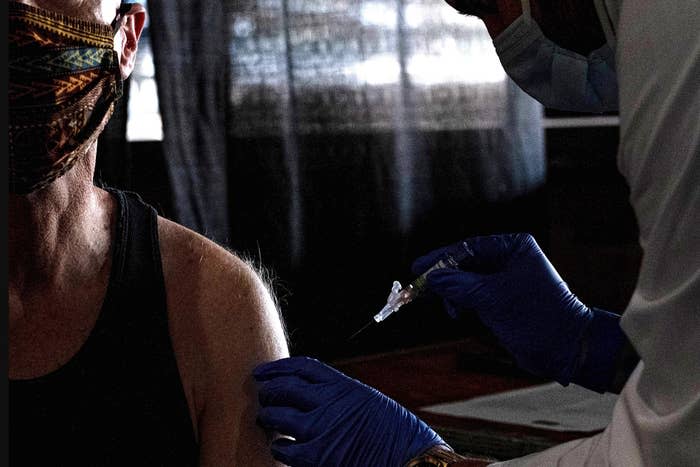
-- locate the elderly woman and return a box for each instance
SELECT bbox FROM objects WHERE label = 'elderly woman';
[9,2,288,465]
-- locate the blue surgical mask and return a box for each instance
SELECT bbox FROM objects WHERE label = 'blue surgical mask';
[493,0,619,113]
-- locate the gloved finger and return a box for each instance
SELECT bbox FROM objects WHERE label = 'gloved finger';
[270,438,316,467]
[439,234,528,273]
[426,268,487,307]
[258,376,318,412]
[257,406,313,441]
[411,244,458,275]
[462,233,537,272]
[254,356,333,383]
[412,236,505,275]
[414,233,535,276]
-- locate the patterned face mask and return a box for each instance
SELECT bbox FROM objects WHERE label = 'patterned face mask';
[8,2,133,194]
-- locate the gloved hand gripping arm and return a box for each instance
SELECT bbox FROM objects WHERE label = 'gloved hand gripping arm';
[413,233,637,393]
[254,356,464,467]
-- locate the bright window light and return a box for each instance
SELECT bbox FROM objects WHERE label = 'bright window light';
[126,0,163,142]
[344,54,401,85]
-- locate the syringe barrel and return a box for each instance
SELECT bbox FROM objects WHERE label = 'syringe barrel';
[409,256,459,296]
[372,249,466,325]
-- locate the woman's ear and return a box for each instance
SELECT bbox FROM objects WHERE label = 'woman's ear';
[116,3,147,79]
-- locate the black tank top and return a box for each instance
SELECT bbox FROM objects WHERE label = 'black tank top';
[9,190,199,466]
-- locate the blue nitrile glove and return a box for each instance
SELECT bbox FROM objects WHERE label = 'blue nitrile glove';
[253,356,444,467]
[412,233,626,392]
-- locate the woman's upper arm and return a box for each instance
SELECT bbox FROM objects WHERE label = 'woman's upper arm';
[196,252,289,466]
[158,218,289,465]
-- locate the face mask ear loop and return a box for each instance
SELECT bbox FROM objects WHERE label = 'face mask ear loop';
[521,0,532,25]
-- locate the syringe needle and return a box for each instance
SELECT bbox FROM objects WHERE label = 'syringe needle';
[348,320,374,341]
[349,253,467,342]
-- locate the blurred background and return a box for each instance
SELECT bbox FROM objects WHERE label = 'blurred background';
[96,0,641,362]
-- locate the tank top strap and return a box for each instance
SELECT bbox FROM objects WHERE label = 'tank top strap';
[104,188,164,303]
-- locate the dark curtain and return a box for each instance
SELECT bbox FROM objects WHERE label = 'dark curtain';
[147,0,230,244]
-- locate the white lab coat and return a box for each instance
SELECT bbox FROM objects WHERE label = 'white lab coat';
[493,1,700,465]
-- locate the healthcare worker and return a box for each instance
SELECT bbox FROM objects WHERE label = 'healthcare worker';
[254,0,700,465]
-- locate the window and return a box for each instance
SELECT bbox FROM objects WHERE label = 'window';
[126,0,163,142]
[229,0,510,136]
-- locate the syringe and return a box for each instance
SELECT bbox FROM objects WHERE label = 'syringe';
[372,256,459,323]
[349,243,472,340]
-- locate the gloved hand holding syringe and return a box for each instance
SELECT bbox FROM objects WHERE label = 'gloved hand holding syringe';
[349,241,474,340]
